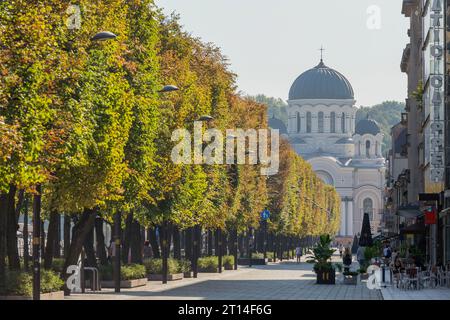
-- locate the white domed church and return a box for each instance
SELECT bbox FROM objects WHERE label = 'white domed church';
[281,58,386,240]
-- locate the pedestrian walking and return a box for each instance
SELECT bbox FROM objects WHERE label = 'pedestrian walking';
[295,246,303,263]
[342,247,352,272]
[383,244,392,265]
[143,240,153,260]
[356,246,365,268]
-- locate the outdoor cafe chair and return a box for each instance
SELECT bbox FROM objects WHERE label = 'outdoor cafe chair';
[403,268,420,290]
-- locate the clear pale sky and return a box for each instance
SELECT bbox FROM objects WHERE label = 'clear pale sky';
[155,0,409,107]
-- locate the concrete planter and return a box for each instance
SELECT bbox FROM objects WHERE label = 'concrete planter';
[101,278,147,288]
[237,258,267,266]
[198,268,219,273]
[183,271,193,278]
[224,265,234,270]
[148,273,183,281]
[0,291,64,300]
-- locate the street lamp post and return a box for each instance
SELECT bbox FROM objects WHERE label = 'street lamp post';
[158,85,179,285]
[113,211,121,293]
[234,228,238,270]
[32,185,42,301]
[191,115,214,278]
[248,227,253,268]
[161,221,168,284]
[217,228,223,273]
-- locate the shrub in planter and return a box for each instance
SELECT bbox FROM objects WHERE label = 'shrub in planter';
[178,259,191,274]
[4,270,63,297]
[143,258,179,275]
[198,256,219,272]
[222,255,234,270]
[251,252,264,259]
[99,264,146,281]
[4,271,32,297]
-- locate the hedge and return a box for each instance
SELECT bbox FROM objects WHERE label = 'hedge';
[4,270,64,296]
[99,264,146,281]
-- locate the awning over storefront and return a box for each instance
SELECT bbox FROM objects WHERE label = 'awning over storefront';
[396,205,423,219]
[400,223,425,235]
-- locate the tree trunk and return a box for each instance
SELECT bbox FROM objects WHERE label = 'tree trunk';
[173,226,181,260]
[238,234,244,258]
[23,197,29,271]
[147,227,160,258]
[185,228,192,260]
[166,223,173,258]
[207,230,213,256]
[94,216,108,265]
[54,213,61,258]
[62,208,97,293]
[6,185,20,270]
[122,213,133,264]
[83,225,97,268]
[63,214,71,258]
[44,210,59,269]
[129,219,142,264]
[0,193,8,293]
[14,189,24,223]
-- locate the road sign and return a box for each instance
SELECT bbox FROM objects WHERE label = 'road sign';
[261,209,270,220]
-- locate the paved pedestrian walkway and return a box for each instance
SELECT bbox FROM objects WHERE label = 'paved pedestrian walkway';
[380,286,450,300]
[67,256,381,300]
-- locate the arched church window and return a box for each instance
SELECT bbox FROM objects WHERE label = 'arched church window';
[341,112,346,133]
[366,140,371,158]
[306,112,312,133]
[318,112,324,133]
[297,112,301,133]
[330,112,336,133]
[363,198,374,220]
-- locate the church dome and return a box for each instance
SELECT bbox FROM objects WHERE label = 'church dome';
[355,118,381,135]
[289,60,354,100]
[268,116,287,134]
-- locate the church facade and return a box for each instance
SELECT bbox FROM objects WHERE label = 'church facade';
[271,59,386,239]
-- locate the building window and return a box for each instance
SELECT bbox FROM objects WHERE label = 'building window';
[341,112,346,133]
[306,112,312,133]
[366,140,371,158]
[330,112,336,133]
[363,198,374,220]
[318,112,324,133]
[297,112,301,133]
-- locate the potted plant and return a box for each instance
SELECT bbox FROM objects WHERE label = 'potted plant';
[307,234,336,285]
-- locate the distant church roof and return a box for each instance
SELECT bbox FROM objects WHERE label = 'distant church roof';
[335,137,354,144]
[268,116,287,134]
[289,60,354,100]
[289,136,307,144]
[355,118,381,135]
